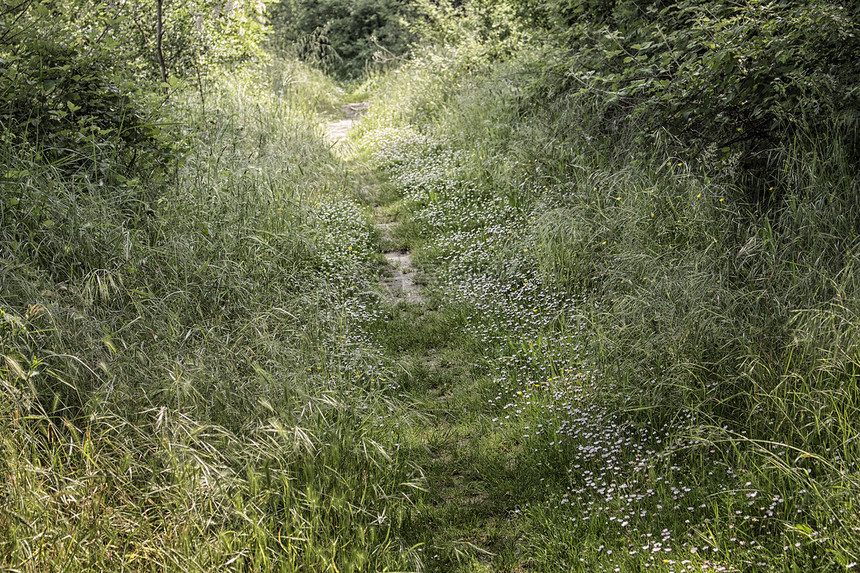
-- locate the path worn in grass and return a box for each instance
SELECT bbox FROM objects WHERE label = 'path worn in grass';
[324,104,424,305]
[322,105,533,571]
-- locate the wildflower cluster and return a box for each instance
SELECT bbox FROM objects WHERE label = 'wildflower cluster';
[366,114,848,569]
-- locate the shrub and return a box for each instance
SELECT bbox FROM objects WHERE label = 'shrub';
[529,0,860,198]
[267,0,417,79]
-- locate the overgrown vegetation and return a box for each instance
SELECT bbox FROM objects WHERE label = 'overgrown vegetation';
[353,1,860,569]
[1,2,419,569]
[267,0,417,79]
[524,0,860,198]
[2,0,858,571]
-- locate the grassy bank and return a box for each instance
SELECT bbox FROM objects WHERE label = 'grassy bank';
[355,31,859,571]
[0,58,424,571]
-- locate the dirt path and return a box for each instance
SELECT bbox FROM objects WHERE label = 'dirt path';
[323,103,424,304]
[322,102,370,149]
[382,250,422,303]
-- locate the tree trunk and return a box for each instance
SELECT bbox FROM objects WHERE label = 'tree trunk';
[156,0,167,89]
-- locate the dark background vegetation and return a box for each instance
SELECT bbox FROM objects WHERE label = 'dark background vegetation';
[525,0,860,199]
[267,0,418,79]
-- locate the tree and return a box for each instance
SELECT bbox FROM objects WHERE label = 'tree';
[268,0,417,79]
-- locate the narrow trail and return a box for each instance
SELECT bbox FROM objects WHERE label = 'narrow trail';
[322,101,370,148]
[323,104,526,571]
[321,103,511,570]
[323,103,424,305]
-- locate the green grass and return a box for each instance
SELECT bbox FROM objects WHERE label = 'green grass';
[0,57,421,572]
[2,26,858,573]
[354,36,860,572]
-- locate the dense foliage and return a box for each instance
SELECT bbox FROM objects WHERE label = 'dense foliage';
[1,0,271,217]
[2,0,859,570]
[522,0,860,196]
[267,0,417,79]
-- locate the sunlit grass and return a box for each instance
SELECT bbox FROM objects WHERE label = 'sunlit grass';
[360,38,860,571]
[0,57,421,572]
[3,26,858,573]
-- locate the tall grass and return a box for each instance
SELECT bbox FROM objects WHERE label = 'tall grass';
[0,57,422,571]
[3,19,857,572]
[359,35,860,570]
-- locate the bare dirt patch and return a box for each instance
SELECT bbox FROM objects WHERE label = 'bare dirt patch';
[324,118,355,144]
[322,102,371,147]
[382,250,423,303]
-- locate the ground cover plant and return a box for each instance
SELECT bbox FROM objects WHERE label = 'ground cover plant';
[2,0,858,571]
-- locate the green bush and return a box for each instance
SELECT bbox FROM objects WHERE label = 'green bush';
[1,42,176,181]
[529,0,860,197]
[268,0,417,79]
